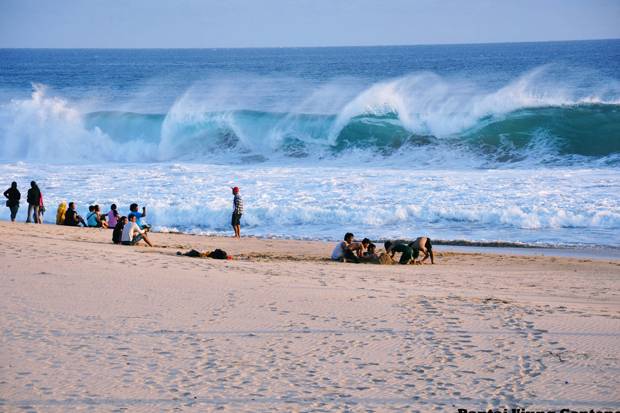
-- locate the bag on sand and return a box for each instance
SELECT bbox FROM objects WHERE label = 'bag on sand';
[181,249,204,257]
[208,249,228,260]
[177,249,229,259]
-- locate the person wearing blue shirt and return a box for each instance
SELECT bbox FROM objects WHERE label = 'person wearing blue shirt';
[128,203,151,230]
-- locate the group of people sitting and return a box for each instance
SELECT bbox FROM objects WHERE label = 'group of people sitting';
[331,232,434,265]
[56,201,153,247]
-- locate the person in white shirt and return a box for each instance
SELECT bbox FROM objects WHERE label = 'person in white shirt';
[121,214,153,247]
[330,232,361,263]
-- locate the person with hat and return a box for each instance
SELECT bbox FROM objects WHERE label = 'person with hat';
[231,186,243,238]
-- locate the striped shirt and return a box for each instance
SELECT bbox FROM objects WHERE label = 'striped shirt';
[233,194,243,214]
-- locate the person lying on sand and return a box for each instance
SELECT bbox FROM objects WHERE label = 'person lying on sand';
[331,232,361,263]
[408,236,434,264]
[384,240,415,265]
[121,214,153,246]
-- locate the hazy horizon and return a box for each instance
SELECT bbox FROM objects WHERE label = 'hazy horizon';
[1,0,619,48]
[1,38,619,50]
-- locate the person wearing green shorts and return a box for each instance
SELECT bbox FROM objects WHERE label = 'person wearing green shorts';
[384,241,414,265]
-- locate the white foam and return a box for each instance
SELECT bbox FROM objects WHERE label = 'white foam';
[0,84,158,163]
[1,162,618,247]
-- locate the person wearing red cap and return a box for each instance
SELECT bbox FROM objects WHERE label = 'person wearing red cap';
[231,186,243,238]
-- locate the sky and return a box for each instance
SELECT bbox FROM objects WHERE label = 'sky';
[0,0,619,48]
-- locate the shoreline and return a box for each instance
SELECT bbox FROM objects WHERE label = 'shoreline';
[4,219,619,261]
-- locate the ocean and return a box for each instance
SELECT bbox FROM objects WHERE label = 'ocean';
[0,41,619,248]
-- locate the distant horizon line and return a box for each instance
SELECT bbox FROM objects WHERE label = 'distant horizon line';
[1,37,618,50]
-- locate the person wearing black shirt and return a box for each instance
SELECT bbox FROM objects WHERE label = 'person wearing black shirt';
[3,181,20,221]
[64,202,87,227]
[26,181,41,224]
[384,240,415,265]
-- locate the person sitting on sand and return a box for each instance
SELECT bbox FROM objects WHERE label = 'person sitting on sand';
[107,204,119,229]
[360,242,380,263]
[331,232,361,263]
[408,236,434,264]
[63,202,87,227]
[384,240,415,265]
[87,205,108,228]
[96,205,108,228]
[128,203,150,230]
[362,242,379,259]
[112,216,127,244]
[3,181,20,222]
[349,237,370,256]
[121,214,153,246]
[56,201,67,225]
[86,205,95,225]
[86,205,102,227]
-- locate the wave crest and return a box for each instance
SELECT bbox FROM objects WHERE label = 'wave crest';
[1,67,619,166]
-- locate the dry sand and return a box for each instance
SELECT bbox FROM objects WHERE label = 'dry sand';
[0,221,619,412]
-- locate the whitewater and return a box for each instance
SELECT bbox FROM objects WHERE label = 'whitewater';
[0,42,619,248]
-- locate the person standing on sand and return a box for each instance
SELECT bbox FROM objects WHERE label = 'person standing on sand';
[3,182,21,222]
[26,181,41,224]
[37,192,45,223]
[231,186,243,238]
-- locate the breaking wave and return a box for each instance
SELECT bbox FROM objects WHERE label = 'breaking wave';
[1,67,619,167]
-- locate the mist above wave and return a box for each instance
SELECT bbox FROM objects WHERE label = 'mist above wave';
[0,66,619,167]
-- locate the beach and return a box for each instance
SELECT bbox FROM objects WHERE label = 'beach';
[1,221,618,412]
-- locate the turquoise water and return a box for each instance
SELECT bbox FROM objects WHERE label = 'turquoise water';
[0,41,618,247]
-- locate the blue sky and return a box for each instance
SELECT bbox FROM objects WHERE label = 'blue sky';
[1,0,619,48]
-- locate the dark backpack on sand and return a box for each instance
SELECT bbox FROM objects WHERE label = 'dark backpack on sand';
[208,249,228,260]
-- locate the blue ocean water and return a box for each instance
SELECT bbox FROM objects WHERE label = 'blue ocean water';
[0,41,619,247]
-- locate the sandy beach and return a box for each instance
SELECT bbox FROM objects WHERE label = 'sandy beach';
[0,221,619,412]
